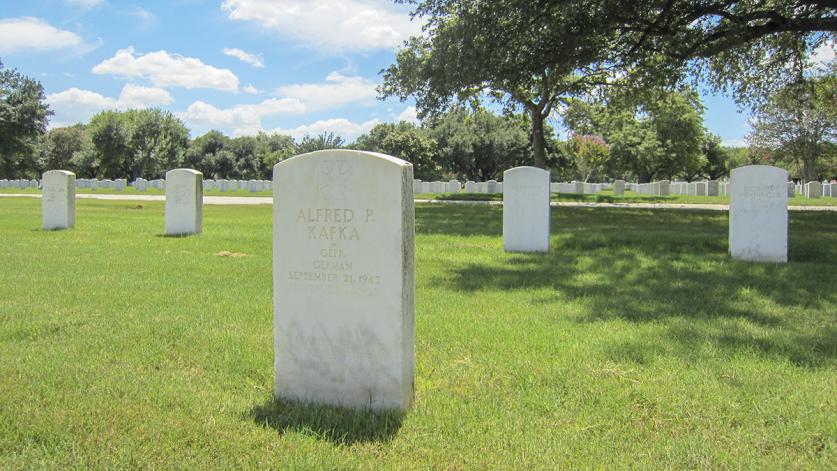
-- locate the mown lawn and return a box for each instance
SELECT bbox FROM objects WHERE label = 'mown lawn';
[0,197,835,468]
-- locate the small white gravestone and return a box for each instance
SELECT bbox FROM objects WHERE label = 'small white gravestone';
[464,181,476,192]
[707,180,719,196]
[273,149,415,411]
[420,181,431,193]
[42,170,75,230]
[729,165,788,263]
[614,180,625,195]
[165,169,203,236]
[804,181,822,199]
[503,166,550,253]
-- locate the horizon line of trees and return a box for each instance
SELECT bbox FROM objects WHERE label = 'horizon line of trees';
[3,54,834,184]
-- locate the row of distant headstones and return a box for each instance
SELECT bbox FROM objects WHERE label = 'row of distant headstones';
[8,176,835,198]
[412,179,836,198]
[37,159,797,412]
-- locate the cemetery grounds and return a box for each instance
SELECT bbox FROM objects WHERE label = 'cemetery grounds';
[0,196,835,468]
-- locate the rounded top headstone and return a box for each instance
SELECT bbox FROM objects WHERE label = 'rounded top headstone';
[166,168,203,178]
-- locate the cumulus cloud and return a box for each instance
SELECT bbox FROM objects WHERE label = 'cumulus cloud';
[395,106,419,123]
[47,84,174,127]
[222,47,264,68]
[92,47,240,92]
[179,98,306,136]
[268,118,380,140]
[0,17,87,54]
[221,0,421,52]
[243,84,259,94]
[275,72,378,111]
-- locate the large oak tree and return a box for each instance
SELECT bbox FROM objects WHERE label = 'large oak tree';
[380,0,620,169]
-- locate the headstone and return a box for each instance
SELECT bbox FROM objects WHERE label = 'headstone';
[659,180,671,196]
[503,166,550,253]
[614,180,625,195]
[476,182,487,193]
[707,180,719,196]
[165,169,203,236]
[412,179,421,194]
[486,180,499,193]
[273,149,415,411]
[447,180,460,193]
[729,165,788,263]
[696,182,707,196]
[42,170,75,230]
[420,181,431,193]
[804,181,822,199]
[787,182,796,198]
[464,181,476,192]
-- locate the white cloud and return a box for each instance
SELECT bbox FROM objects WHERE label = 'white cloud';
[396,105,419,123]
[276,72,378,111]
[65,0,104,9]
[47,84,174,127]
[179,98,306,136]
[117,83,174,108]
[0,17,84,54]
[269,118,380,140]
[129,6,156,29]
[92,47,240,92]
[222,47,264,68]
[810,40,835,68]
[243,84,259,94]
[221,0,421,52]
[721,138,748,148]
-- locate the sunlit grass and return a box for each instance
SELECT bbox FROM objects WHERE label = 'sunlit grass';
[0,197,835,468]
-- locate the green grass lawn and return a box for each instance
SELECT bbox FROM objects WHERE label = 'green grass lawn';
[0,197,835,468]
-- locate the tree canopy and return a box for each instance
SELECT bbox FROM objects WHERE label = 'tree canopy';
[0,61,53,178]
[748,72,836,181]
[381,0,620,168]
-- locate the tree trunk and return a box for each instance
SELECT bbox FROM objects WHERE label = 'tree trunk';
[531,108,546,169]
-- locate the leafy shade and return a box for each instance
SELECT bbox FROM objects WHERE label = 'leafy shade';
[611,1,837,106]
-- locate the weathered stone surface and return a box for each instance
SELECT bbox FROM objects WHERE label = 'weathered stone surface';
[42,170,75,230]
[165,169,203,236]
[273,150,415,411]
[503,166,550,253]
[729,165,788,263]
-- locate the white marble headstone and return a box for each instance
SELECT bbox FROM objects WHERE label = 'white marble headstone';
[273,149,415,411]
[503,166,550,253]
[42,170,75,230]
[729,165,788,263]
[165,169,203,236]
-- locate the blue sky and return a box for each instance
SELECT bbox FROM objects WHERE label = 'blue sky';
[0,0,831,145]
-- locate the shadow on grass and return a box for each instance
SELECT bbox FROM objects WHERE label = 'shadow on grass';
[420,205,837,367]
[248,396,404,445]
[155,233,199,238]
[553,192,679,204]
